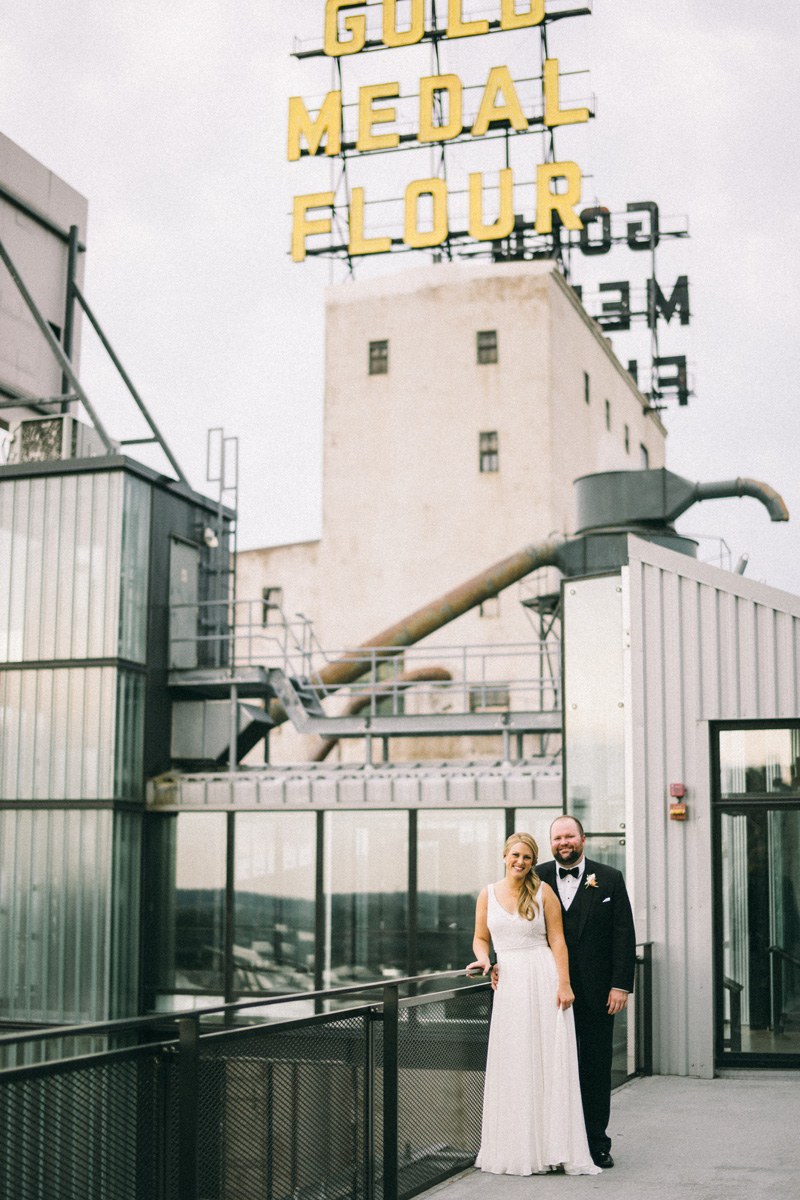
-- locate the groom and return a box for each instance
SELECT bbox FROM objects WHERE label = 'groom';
[537,815,636,1168]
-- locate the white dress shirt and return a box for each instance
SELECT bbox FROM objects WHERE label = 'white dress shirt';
[555,857,585,910]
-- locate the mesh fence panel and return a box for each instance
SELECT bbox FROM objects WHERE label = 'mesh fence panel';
[190,1013,371,1200]
[0,1050,164,1200]
[396,989,490,1200]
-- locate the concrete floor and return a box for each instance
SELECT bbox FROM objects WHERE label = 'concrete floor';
[426,1073,800,1200]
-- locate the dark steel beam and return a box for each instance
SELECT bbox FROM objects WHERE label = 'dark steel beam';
[72,281,189,485]
[0,181,86,249]
[61,224,79,407]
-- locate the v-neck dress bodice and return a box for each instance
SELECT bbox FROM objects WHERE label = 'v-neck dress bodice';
[485,883,550,951]
[475,882,601,1177]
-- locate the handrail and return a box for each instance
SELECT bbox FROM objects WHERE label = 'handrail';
[0,968,480,1049]
[635,943,653,1075]
[722,974,744,1052]
[768,945,800,971]
[768,945,800,1037]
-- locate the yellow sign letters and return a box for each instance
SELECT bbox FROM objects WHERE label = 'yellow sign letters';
[291,6,590,261]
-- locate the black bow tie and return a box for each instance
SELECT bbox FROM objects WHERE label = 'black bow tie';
[559,866,580,880]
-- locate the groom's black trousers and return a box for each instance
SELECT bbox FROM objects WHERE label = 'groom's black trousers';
[572,995,615,1153]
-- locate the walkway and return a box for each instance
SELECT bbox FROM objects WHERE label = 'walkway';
[426,1073,800,1200]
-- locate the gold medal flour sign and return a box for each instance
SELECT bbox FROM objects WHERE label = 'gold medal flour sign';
[289,1,589,261]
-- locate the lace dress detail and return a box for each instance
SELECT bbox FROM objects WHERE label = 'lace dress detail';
[474,883,601,1176]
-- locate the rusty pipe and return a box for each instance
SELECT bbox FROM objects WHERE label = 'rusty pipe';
[313,535,565,691]
[310,667,453,762]
[267,534,563,731]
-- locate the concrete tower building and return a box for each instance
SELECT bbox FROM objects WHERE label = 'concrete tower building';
[238,258,667,761]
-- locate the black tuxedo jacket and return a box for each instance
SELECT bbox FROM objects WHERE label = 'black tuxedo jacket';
[538,857,636,1012]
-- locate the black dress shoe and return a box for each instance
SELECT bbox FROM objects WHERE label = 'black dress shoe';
[591,1150,614,1168]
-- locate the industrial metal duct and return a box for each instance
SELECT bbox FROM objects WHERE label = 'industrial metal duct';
[269,468,789,722]
[574,468,789,533]
[556,468,789,578]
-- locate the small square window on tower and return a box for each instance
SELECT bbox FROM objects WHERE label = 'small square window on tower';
[477,330,498,364]
[261,587,283,625]
[479,431,499,473]
[369,339,389,375]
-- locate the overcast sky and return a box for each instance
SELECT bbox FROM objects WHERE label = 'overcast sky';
[2,2,799,592]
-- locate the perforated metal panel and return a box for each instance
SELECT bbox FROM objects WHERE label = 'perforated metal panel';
[196,1013,371,1200]
[0,1048,164,1200]
[396,989,490,1199]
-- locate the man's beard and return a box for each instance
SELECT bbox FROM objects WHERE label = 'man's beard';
[553,846,583,866]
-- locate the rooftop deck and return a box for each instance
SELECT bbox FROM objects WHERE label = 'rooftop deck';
[427,1071,800,1199]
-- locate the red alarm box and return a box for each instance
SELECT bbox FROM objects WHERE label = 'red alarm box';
[669,783,687,820]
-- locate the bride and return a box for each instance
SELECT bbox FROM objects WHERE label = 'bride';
[467,832,601,1176]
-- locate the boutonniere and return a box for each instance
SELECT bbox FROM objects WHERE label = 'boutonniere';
[584,874,598,889]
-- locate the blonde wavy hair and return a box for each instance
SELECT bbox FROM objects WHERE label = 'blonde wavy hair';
[504,832,541,920]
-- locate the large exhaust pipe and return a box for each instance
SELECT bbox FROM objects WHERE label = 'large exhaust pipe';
[268,469,788,727]
[315,534,564,690]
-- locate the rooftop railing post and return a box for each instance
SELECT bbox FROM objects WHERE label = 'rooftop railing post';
[178,1015,200,1200]
[771,949,782,1035]
[382,983,399,1200]
[366,1012,377,1200]
[641,943,653,1076]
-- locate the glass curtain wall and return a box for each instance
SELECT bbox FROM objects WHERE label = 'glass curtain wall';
[234,812,316,994]
[146,807,578,1010]
[149,812,227,1004]
[716,726,800,1062]
[417,810,506,973]
[323,810,408,987]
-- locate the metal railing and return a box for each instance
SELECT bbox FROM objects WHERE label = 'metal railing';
[169,598,562,715]
[723,975,744,1052]
[0,954,653,1200]
[769,945,800,1037]
[635,944,654,1076]
[0,972,490,1200]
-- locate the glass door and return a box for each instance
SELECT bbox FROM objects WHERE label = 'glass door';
[715,726,800,1064]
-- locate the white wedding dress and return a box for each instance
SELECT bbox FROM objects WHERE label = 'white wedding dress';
[475,883,601,1176]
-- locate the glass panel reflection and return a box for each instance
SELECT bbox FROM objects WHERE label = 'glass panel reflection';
[719,728,800,798]
[563,576,625,832]
[234,812,316,994]
[583,834,627,877]
[719,807,800,1055]
[323,811,407,987]
[154,813,226,994]
[417,810,506,973]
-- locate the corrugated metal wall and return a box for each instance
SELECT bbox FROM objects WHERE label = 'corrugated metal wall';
[0,469,150,1020]
[0,473,123,662]
[0,808,113,1022]
[0,666,118,800]
[624,536,800,1077]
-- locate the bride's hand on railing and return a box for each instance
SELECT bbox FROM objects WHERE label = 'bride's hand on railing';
[466,956,491,977]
